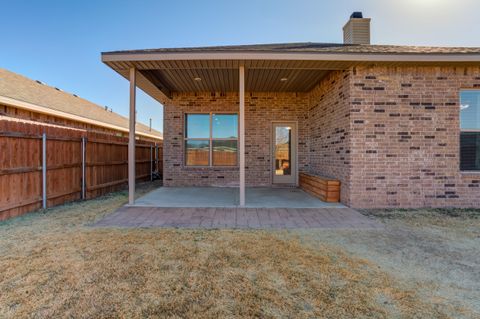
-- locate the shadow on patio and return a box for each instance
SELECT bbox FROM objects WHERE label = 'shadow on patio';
[130,187,345,208]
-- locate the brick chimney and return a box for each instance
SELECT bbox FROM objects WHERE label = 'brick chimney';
[343,12,371,45]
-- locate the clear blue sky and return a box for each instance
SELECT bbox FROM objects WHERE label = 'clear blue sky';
[1,0,479,132]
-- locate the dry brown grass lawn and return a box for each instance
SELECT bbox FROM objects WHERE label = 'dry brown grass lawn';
[0,182,477,318]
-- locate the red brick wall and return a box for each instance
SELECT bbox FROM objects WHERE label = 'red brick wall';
[163,92,309,187]
[163,93,239,186]
[245,93,309,186]
[162,66,480,209]
[307,71,352,204]
[348,66,480,208]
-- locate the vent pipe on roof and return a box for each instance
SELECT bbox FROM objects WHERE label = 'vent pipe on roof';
[343,12,371,45]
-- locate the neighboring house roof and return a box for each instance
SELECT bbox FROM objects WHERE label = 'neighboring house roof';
[104,42,480,55]
[0,68,162,140]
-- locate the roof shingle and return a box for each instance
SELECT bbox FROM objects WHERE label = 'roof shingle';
[104,42,480,55]
[0,68,162,139]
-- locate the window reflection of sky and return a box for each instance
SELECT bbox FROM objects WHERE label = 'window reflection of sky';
[186,114,238,138]
[276,127,290,145]
[186,114,209,138]
[460,91,480,130]
[213,114,238,138]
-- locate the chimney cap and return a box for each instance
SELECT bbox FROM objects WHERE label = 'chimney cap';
[350,12,363,19]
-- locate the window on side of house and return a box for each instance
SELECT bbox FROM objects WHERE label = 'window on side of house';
[460,90,480,171]
[184,113,238,167]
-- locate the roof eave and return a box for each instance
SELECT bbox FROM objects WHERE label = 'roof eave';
[102,51,480,63]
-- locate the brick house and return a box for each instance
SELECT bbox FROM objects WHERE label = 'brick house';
[102,12,480,208]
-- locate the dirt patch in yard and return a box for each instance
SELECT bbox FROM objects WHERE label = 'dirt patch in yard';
[293,209,480,319]
[0,184,477,318]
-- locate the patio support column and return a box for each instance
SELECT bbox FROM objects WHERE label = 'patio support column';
[239,65,245,206]
[128,67,136,205]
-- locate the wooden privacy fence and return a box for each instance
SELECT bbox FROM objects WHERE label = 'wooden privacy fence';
[186,149,237,166]
[0,120,162,221]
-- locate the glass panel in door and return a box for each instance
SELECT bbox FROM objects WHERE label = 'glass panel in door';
[272,123,296,184]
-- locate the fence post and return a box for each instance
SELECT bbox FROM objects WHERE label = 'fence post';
[150,144,153,181]
[157,144,160,176]
[81,137,86,199]
[42,133,47,209]
[155,142,158,173]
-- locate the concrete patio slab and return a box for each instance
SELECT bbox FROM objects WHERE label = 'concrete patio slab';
[92,207,382,230]
[131,187,345,208]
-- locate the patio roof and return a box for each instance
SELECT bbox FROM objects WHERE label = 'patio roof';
[102,42,480,102]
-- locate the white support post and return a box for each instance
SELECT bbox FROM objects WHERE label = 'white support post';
[81,137,86,199]
[239,65,245,207]
[42,132,47,209]
[128,68,136,205]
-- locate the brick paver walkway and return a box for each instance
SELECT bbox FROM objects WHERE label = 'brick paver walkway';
[93,206,382,229]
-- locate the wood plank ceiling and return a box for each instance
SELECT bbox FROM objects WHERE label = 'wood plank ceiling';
[141,68,330,93]
[105,59,354,98]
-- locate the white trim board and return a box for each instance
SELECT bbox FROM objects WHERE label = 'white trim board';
[102,51,480,63]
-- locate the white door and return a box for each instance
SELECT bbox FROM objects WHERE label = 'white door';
[272,122,297,184]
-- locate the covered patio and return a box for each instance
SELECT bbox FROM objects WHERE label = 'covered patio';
[132,187,345,208]
[101,44,360,207]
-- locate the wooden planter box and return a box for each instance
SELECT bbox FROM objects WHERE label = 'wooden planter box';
[299,172,341,203]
